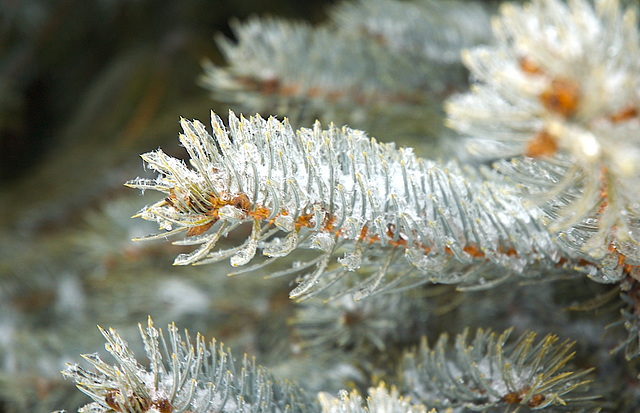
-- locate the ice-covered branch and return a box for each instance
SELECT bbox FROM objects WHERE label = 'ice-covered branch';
[401,328,599,412]
[126,111,581,300]
[203,0,490,102]
[58,318,317,413]
[200,0,490,135]
[445,0,640,281]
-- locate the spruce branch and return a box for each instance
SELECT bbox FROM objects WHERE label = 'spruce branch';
[401,328,599,412]
[200,0,490,137]
[445,0,640,279]
[200,15,418,123]
[58,317,317,413]
[126,111,573,300]
[203,0,490,103]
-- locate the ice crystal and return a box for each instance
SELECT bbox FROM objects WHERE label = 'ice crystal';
[127,111,567,299]
[446,0,640,275]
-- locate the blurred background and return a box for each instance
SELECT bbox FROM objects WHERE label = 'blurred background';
[0,1,335,411]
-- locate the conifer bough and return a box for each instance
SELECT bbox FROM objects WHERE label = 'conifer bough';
[126,111,575,300]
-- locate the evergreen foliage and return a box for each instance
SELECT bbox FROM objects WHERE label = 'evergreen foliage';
[2,0,639,412]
